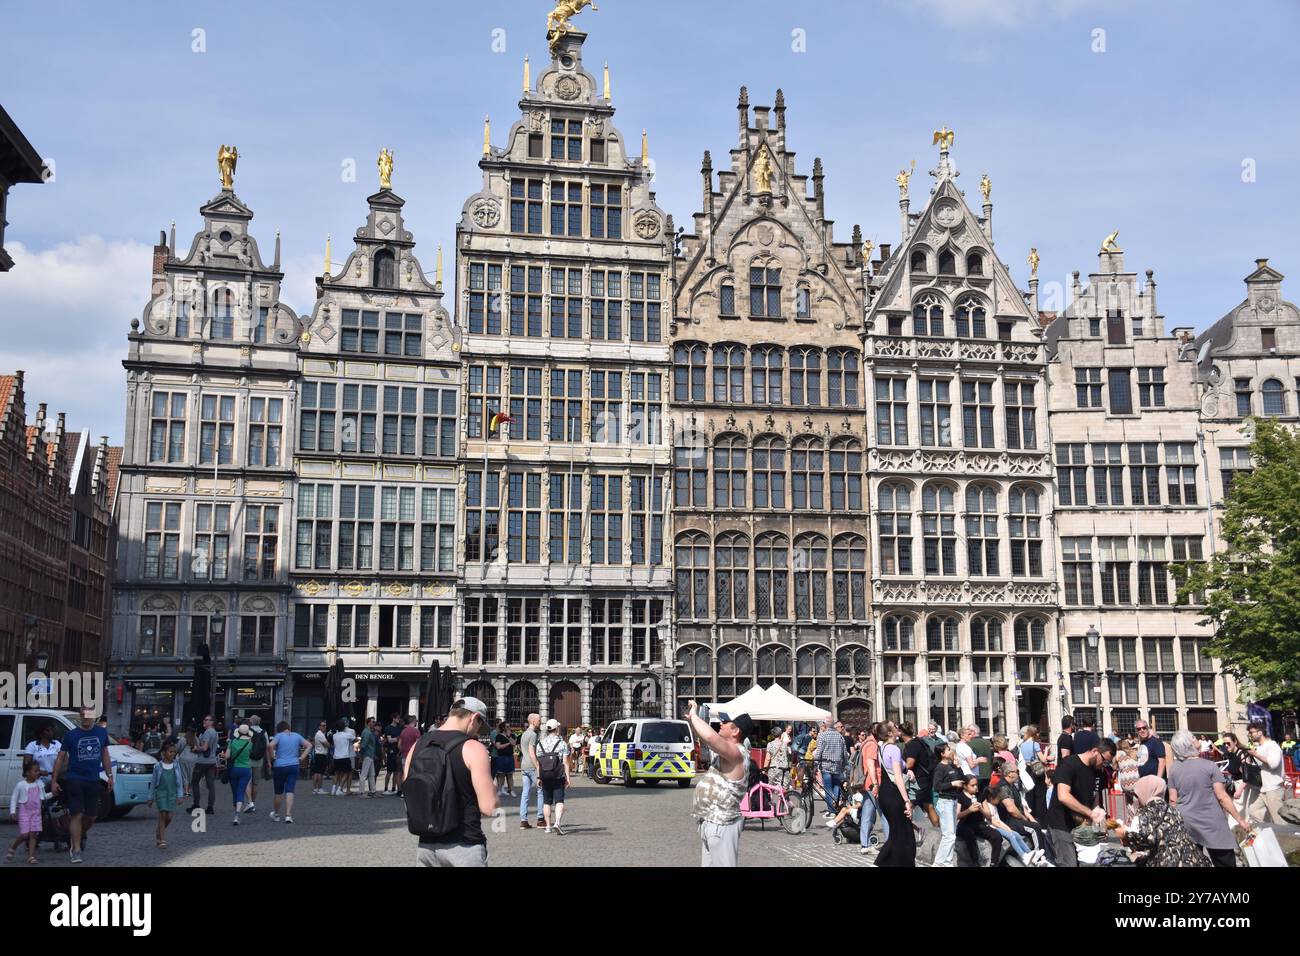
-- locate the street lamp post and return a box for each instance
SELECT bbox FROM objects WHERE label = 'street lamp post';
[1083,625,1114,729]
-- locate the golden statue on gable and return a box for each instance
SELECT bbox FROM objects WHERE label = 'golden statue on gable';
[752,144,774,193]
[980,172,991,203]
[547,0,597,57]
[1101,230,1121,253]
[895,159,915,197]
[932,126,955,150]
[217,144,239,190]
[1028,247,1040,276]
[377,148,394,190]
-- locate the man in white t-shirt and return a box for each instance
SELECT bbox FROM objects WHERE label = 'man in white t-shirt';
[1242,721,1285,825]
[954,726,980,778]
[311,722,330,794]
[567,728,584,775]
[331,719,358,796]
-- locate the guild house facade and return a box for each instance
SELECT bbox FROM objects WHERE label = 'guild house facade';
[107,9,1288,735]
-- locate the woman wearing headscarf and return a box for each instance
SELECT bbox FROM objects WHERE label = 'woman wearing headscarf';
[1112,776,1210,867]
[1166,729,1251,866]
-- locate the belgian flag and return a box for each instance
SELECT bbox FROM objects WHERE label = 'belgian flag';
[489,411,513,434]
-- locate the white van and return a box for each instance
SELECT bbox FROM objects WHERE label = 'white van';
[589,718,696,787]
[0,709,156,819]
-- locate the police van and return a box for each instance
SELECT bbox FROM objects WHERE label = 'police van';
[590,718,695,787]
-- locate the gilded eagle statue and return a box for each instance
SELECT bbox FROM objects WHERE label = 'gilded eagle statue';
[547,0,597,57]
[932,126,955,150]
[217,144,239,190]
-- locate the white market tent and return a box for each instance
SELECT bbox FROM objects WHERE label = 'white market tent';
[712,684,831,723]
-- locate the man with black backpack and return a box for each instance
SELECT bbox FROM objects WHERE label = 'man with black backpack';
[404,697,498,867]
[536,719,571,834]
[245,715,269,813]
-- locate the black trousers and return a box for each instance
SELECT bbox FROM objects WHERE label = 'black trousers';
[1204,846,1236,867]
[876,783,915,867]
[190,763,216,810]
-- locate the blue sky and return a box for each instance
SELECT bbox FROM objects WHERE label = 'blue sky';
[1,0,1297,441]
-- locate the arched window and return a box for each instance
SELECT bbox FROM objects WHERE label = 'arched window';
[966,252,984,276]
[938,249,956,275]
[720,281,737,316]
[674,645,713,718]
[758,644,793,692]
[793,533,828,619]
[592,680,623,730]
[836,643,871,682]
[673,343,706,402]
[505,680,540,727]
[463,680,498,722]
[910,250,928,273]
[754,532,789,619]
[373,248,397,289]
[922,484,957,575]
[796,285,811,318]
[790,348,822,405]
[829,438,863,510]
[926,615,959,651]
[752,436,787,508]
[796,645,832,713]
[674,531,710,619]
[1009,485,1043,576]
[912,293,944,337]
[955,296,987,338]
[211,288,234,340]
[791,437,825,508]
[965,484,1000,576]
[717,644,754,699]
[750,257,781,316]
[1014,617,1050,683]
[971,615,1003,651]
[1262,378,1285,416]
[751,346,783,405]
[712,344,745,402]
[883,615,915,651]
[828,349,860,407]
[713,434,747,508]
[832,534,868,620]
[878,483,913,575]
[714,532,750,619]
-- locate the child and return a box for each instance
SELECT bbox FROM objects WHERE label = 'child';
[149,740,187,849]
[7,758,49,864]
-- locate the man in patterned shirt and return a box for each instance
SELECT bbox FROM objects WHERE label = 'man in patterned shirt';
[815,719,848,817]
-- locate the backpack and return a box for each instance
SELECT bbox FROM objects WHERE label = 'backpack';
[404,731,470,839]
[537,737,566,784]
[249,729,267,761]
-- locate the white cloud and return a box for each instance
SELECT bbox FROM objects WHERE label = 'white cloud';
[0,236,151,442]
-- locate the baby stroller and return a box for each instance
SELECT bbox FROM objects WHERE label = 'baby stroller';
[38,790,72,852]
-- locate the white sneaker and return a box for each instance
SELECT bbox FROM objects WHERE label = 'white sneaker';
[284,816,294,824]
[543,826,552,833]
[270,812,280,822]
[825,818,837,828]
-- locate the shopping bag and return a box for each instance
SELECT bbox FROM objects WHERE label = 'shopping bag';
[1240,827,1287,867]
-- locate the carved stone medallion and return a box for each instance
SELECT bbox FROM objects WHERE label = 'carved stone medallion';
[472,200,501,228]
[634,212,661,239]
[555,75,580,101]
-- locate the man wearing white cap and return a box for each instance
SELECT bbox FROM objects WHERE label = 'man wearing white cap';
[537,718,572,834]
[405,696,498,867]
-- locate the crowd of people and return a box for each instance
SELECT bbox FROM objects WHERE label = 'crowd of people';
[746,713,1296,868]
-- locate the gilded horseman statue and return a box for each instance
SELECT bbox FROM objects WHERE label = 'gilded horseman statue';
[547,0,597,56]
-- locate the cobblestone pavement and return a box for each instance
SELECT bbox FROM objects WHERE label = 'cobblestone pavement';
[6,775,878,868]
[17,776,1292,868]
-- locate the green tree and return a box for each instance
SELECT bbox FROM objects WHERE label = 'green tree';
[1179,418,1300,708]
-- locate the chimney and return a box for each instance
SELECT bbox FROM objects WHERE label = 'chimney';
[152,232,169,280]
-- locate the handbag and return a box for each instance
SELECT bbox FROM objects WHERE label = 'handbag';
[1241,758,1262,789]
